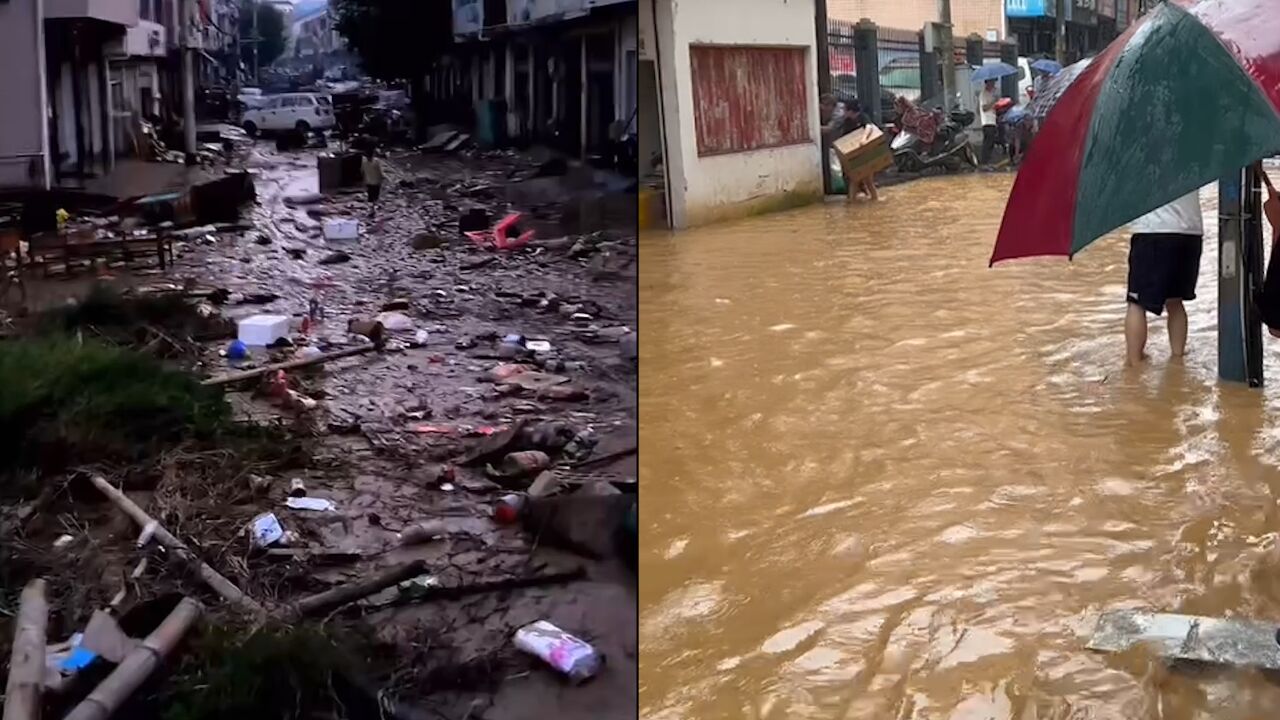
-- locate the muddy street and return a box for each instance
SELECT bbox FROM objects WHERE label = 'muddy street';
[640,173,1280,719]
[93,142,635,718]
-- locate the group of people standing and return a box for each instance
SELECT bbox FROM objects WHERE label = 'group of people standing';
[978,78,1034,168]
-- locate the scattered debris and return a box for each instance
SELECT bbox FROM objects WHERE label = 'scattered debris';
[375,310,415,331]
[203,343,379,387]
[90,475,265,616]
[513,620,602,684]
[323,218,360,242]
[464,212,535,251]
[291,560,428,618]
[410,231,447,250]
[319,250,352,265]
[487,451,551,482]
[237,314,291,347]
[63,597,203,720]
[5,579,48,720]
[285,497,337,512]
[250,512,286,547]
[522,493,635,560]
[528,471,565,498]
[1089,610,1280,668]
[493,494,526,525]
[398,520,448,546]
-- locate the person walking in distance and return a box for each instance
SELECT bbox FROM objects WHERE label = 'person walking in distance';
[979,79,1000,166]
[361,147,384,218]
[1124,189,1205,366]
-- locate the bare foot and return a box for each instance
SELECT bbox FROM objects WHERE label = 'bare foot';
[1124,353,1149,368]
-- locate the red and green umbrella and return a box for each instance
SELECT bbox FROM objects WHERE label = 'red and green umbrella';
[990,0,1280,265]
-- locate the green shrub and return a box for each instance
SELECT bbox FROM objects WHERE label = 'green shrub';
[0,338,229,484]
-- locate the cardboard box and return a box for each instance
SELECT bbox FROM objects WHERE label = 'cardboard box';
[833,125,893,191]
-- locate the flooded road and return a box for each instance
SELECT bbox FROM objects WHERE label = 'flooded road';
[639,173,1280,719]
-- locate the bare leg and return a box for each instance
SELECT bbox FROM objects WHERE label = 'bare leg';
[1166,299,1188,358]
[1125,302,1148,367]
[864,179,879,201]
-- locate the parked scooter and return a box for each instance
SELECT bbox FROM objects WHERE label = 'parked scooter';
[890,100,978,173]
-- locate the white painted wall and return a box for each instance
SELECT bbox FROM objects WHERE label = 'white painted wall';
[654,0,823,228]
[0,0,51,189]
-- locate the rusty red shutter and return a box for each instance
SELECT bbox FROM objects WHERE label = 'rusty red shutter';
[689,46,811,157]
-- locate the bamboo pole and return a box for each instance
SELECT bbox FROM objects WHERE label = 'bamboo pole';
[3,579,48,720]
[89,476,265,617]
[291,560,428,618]
[202,343,378,387]
[63,598,203,720]
[389,568,586,607]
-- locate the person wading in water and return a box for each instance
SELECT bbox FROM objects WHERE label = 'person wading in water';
[1124,190,1205,366]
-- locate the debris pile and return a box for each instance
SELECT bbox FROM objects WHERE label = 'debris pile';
[0,135,637,718]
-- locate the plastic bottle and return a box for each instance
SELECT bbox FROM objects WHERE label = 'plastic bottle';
[493,494,526,524]
[513,621,603,683]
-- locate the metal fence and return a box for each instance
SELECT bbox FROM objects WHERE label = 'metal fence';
[826,19,925,114]
[876,26,922,103]
[827,19,858,101]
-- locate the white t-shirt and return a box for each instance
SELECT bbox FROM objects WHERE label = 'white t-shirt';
[1130,190,1204,235]
[979,87,997,126]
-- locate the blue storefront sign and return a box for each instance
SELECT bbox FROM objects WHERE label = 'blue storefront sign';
[1006,0,1049,18]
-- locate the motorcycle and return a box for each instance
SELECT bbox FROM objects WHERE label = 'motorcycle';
[890,103,978,173]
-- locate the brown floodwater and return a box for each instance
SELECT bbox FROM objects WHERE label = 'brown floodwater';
[639,173,1280,719]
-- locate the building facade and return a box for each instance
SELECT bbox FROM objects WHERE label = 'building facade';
[1006,0,1131,59]
[439,0,637,158]
[106,5,169,156]
[830,0,1006,39]
[640,0,823,229]
[287,0,341,64]
[0,0,141,190]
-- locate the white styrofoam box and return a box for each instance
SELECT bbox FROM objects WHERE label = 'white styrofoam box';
[323,218,360,241]
[238,314,291,346]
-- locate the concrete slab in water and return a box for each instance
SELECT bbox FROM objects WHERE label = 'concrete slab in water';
[1088,610,1280,669]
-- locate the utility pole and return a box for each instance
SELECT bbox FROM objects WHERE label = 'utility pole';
[233,2,241,96]
[815,0,832,195]
[180,0,197,164]
[938,0,955,111]
[252,0,260,84]
[1055,0,1067,65]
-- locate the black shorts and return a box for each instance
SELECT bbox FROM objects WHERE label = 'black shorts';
[366,184,381,203]
[1127,233,1203,315]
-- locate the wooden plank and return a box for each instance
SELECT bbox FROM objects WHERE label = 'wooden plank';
[1088,610,1280,669]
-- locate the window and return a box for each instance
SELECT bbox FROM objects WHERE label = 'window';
[688,45,811,156]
